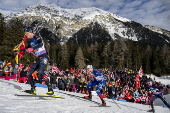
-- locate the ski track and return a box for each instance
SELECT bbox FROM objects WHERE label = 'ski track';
[0,79,169,113]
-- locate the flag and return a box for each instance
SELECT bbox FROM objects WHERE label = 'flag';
[138,66,144,77]
[18,35,27,60]
[135,73,140,89]
[15,54,19,64]
[13,35,27,61]
[51,65,59,73]
[135,66,143,89]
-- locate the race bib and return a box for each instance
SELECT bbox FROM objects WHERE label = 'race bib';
[95,76,103,81]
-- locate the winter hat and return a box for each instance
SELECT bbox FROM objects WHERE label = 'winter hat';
[25,28,34,33]
[7,62,11,65]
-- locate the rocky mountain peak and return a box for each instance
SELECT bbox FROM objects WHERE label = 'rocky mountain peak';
[1,4,170,46]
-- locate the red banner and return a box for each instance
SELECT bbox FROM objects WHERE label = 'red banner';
[135,66,143,89]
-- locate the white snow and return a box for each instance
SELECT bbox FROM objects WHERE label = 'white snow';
[0,9,15,16]
[146,74,170,85]
[1,4,131,22]
[0,76,170,113]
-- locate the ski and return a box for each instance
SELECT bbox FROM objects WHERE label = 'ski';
[147,109,155,113]
[80,97,102,105]
[14,94,65,99]
[57,91,102,105]
[106,99,148,112]
[90,105,111,107]
[16,89,35,93]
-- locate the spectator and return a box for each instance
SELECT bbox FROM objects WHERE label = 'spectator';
[13,64,18,75]
[50,71,59,89]
[0,63,4,76]
[4,62,13,76]
[58,76,66,90]
[18,68,27,83]
[74,76,80,93]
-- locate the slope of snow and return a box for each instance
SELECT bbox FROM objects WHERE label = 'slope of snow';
[0,78,169,113]
[146,74,170,85]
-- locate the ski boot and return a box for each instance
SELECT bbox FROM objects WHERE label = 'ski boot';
[46,84,54,95]
[84,94,92,100]
[30,86,36,95]
[24,86,36,95]
[101,99,106,106]
[147,109,155,113]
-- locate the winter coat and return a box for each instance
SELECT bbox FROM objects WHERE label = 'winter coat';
[50,74,58,84]
[58,78,66,90]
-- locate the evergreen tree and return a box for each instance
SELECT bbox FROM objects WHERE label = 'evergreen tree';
[82,43,91,65]
[89,42,100,68]
[111,39,127,69]
[151,51,162,76]
[110,40,118,69]
[74,46,86,69]
[159,44,170,74]
[1,18,24,63]
[49,43,57,65]
[55,44,61,66]
[124,39,133,69]
[67,43,78,68]
[143,45,152,74]
[58,42,69,70]
[101,42,111,68]
[0,13,5,47]
[132,44,142,71]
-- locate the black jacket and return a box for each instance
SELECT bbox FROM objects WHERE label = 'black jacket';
[50,74,58,84]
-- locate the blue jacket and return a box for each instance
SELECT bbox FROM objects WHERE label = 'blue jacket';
[147,84,163,95]
[29,35,48,59]
[91,69,105,82]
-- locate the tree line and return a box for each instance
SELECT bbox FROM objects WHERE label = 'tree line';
[0,13,170,76]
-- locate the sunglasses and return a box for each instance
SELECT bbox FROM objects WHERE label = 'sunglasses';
[25,32,29,35]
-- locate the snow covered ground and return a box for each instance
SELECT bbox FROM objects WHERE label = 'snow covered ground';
[0,77,169,113]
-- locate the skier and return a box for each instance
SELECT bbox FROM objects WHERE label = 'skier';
[24,27,54,95]
[84,65,106,106]
[146,80,170,112]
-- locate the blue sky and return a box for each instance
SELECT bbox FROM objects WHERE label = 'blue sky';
[0,0,170,31]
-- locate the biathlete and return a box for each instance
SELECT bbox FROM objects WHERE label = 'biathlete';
[146,80,170,112]
[24,27,54,95]
[85,65,106,106]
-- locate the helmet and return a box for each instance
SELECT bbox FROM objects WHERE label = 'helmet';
[87,65,93,69]
[166,85,170,88]
[86,65,98,69]
[25,28,34,33]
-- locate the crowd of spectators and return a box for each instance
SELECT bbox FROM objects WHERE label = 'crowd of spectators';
[0,61,170,105]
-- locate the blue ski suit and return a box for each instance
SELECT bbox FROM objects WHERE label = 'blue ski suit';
[87,69,105,99]
[27,35,50,87]
[147,84,170,109]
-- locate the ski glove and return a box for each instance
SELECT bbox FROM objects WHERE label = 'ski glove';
[26,48,33,53]
[153,92,162,95]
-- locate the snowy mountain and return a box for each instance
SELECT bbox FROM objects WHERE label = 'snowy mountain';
[1,4,170,46]
[0,9,15,16]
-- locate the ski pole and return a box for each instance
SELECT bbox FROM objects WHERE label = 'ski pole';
[112,98,121,109]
